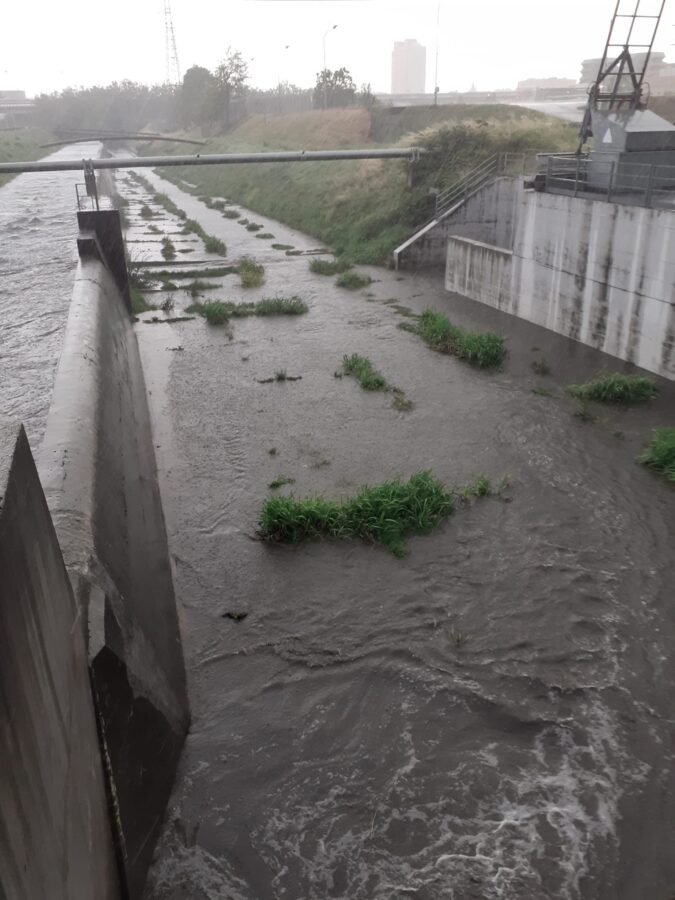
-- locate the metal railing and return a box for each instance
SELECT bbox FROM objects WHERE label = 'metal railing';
[543,154,675,208]
[434,151,554,219]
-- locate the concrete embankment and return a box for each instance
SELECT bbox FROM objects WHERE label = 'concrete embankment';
[36,211,189,898]
[0,422,119,900]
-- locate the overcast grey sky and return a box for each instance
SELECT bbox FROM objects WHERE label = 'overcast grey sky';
[3,0,673,96]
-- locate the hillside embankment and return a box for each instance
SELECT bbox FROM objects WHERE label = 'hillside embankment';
[139,105,576,263]
[0,128,51,186]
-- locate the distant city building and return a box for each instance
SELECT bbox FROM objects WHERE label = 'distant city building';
[391,39,426,94]
[580,52,675,96]
[517,77,577,92]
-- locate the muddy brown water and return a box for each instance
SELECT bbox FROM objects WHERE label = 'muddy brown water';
[120,171,675,900]
[0,142,102,448]
[5,158,674,898]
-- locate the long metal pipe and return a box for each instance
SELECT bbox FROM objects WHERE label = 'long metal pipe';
[0,147,422,175]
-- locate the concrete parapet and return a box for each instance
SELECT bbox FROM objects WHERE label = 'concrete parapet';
[0,421,119,900]
[39,215,189,897]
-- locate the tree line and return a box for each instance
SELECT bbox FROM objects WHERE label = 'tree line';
[33,50,374,135]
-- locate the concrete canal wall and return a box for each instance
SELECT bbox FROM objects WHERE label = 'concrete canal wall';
[0,422,120,900]
[445,187,675,380]
[35,211,189,898]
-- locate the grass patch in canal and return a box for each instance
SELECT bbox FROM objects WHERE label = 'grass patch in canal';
[187,296,307,323]
[639,427,675,483]
[411,309,505,369]
[342,353,388,391]
[161,237,176,260]
[336,271,372,290]
[257,470,491,558]
[272,243,294,251]
[204,234,227,255]
[150,265,237,280]
[238,257,265,288]
[568,372,657,404]
[140,204,154,219]
[255,233,275,240]
[130,286,155,315]
[223,209,240,219]
[246,223,263,232]
[341,353,413,411]
[154,192,187,220]
[268,476,296,490]
[310,258,352,276]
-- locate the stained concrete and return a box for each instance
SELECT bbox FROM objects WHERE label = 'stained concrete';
[38,224,189,897]
[445,187,675,379]
[0,421,119,900]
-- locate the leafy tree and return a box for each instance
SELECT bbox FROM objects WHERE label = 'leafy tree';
[181,65,216,128]
[213,48,249,126]
[313,68,357,109]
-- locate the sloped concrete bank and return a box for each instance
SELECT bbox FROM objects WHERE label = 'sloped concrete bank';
[0,422,120,900]
[37,211,189,899]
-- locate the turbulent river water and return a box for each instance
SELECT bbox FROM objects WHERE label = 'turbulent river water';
[3,155,675,899]
[0,142,102,448]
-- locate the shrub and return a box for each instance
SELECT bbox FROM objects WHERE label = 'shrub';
[342,353,389,391]
[568,372,657,404]
[161,237,176,260]
[413,309,505,368]
[310,258,353,275]
[336,271,372,290]
[238,257,265,288]
[204,234,227,255]
[639,427,675,482]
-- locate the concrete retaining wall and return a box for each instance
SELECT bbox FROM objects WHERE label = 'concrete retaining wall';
[445,189,675,379]
[0,422,119,900]
[38,212,189,898]
[395,178,522,270]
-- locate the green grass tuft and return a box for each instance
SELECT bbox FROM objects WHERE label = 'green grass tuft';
[568,372,657,404]
[639,427,675,483]
[238,257,265,288]
[413,309,505,368]
[255,232,275,239]
[246,223,263,232]
[257,470,460,557]
[336,271,372,290]
[461,474,492,498]
[204,234,227,255]
[130,286,155,314]
[272,243,294,251]
[150,266,236,280]
[140,204,154,219]
[268,476,296,490]
[161,237,176,260]
[186,301,229,325]
[310,258,353,276]
[223,209,240,219]
[342,353,389,391]
[187,280,220,297]
[154,192,187,220]
[188,296,307,322]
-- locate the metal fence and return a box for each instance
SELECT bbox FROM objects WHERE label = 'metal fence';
[543,154,675,209]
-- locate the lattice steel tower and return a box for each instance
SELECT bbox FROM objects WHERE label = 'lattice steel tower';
[164,0,182,86]
[578,0,666,147]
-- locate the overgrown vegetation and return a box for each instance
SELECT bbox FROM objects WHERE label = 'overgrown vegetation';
[145,105,576,264]
[246,223,263,232]
[161,237,176,260]
[336,271,372,290]
[255,232,275,239]
[150,265,237,280]
[140,204,154,219]
[238,257,265,287]
[188,296,307,322]
[204,234,227,255]
[223,209,240,218]
[257,470,492,557]
[310,258,352,276]
[342,353,388,391]
[272,243,294,251]
[568,372,658,405]
[411,309,506,368]
[0,128,52,187]
[639,428,675,483]
[129,285,155,314]
[154,192,187,220]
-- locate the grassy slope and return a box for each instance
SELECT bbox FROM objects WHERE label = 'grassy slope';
[0,128,51,187]
[145,105,576,264]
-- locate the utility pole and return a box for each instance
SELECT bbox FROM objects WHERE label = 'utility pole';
[433,3,440,106]
[164,0,182,85]
[323,25,338,110]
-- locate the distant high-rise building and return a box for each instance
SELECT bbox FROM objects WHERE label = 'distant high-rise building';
[391,39,426,94]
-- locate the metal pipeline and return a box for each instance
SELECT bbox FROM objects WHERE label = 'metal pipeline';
[0,147,423,175]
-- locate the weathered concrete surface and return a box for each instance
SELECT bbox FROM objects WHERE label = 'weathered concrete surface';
[395,177,522,270]
[0,421,120,900]
[445,189,675,380]
[38,237,189,897]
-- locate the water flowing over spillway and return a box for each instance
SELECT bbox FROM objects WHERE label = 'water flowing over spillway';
[0,142,101,448]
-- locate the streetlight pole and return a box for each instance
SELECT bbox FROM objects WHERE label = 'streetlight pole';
[323,24,338,110]
[433,3,440,106]
[278,44,290,114]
